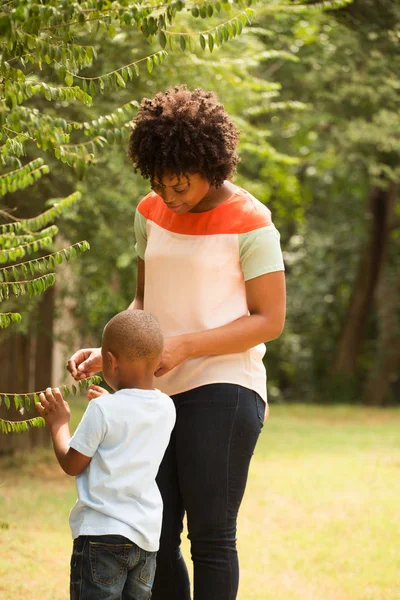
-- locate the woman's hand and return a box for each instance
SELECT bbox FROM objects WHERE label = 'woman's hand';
[67,348,103,381]
[86,384,109,401]
[36,387,70,429]
[154,335,190,378]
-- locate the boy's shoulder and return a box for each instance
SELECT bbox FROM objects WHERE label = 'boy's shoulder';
[92,388,174,411]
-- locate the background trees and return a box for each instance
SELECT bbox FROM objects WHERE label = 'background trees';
[1,0,398,449]
[257,0,400,404]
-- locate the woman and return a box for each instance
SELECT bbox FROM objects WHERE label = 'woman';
[68,86,286,600]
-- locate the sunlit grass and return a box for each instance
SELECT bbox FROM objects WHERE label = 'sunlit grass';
[1,402,399,600]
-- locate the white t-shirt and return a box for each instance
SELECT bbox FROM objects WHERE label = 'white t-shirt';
[68,388,176,552]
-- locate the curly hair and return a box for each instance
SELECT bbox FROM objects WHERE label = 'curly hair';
[128,86,240,187]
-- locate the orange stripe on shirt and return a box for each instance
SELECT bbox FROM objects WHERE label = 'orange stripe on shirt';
[137,189,272,235]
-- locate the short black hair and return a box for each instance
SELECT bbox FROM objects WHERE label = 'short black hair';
[128,86,240,187]
[102,310,163,361]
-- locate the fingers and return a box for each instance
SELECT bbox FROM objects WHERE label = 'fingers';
[67,350,87,378]
[86,385,108,401]
[67,349,92,379]
[154,366,167,378]
[51,387,65,404]
[35,398,46,416]
[36,387,65,416]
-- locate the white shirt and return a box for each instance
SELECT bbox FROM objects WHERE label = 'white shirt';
[68,388,176,551]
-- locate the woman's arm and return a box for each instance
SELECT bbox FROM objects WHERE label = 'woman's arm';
[128,257,145,310]
[68,258,146,380]
[155,270,286,377]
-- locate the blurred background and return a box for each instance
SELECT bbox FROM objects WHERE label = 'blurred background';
[2,1,399,433]
[1,2,399,598]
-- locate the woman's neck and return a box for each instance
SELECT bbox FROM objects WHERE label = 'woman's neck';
[189,181,237,213]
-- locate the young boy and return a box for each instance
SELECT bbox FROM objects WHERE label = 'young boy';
[36,309,176,600]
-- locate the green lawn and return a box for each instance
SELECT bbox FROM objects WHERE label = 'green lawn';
[1,402,399,600]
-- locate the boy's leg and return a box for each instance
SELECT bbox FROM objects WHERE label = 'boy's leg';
[122,548,157,600]
[70,535,134,600]
[151,423,191,600]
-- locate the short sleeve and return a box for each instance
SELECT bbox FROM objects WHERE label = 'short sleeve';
[239,225,285,281]
[134,210,147,260]
[69,401,107,458]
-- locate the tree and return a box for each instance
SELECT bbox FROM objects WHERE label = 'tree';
[0,0,355,439]
[250,0,400,404]
[0,0,258,437]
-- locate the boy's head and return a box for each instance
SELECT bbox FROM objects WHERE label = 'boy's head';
[101,309,163,390]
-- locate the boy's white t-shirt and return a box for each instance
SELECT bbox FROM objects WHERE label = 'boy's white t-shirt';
[68,388,176,552]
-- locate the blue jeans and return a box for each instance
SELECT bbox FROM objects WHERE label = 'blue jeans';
[70,535,157,600]
[151,383,265,600]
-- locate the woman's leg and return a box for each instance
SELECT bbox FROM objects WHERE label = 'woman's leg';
[151,425,191,600]
[176,384,264,600]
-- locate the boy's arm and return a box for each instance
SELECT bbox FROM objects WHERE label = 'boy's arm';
[36,388,91,476]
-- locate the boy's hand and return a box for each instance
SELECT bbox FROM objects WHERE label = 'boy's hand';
[87,384,109,401]
[36,387,70,429]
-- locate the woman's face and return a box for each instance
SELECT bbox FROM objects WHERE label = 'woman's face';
[151,173,211,214]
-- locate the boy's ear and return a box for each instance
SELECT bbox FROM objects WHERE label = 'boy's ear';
[107,351,118,372]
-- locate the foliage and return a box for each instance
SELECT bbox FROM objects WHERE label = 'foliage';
[0,0,357,437]
[253,0,400,403]
[1,0,272,434]
[0,375,102,433]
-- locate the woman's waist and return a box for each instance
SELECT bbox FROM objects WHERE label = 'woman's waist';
[155,349,267,400]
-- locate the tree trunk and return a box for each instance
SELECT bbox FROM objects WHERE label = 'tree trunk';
[0,289,54,453]
[363,189,400,405]
[0,328,33,453]
[332,185,395,376]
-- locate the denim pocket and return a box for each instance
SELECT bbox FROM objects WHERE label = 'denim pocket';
[139,551,157,585]
[89,541,131,586]
[255,395,266,424]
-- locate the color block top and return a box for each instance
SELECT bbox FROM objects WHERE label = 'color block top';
[134,186,285,402]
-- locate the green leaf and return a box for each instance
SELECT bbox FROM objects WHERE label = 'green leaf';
[159,30,167,49]
[199,34,206,51]
[179,35,186,51]
[208,33,214,52]
[65,72,74,86]
[147,57,153,73]
[116,72,126,88]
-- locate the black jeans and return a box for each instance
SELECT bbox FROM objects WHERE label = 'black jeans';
[151,383,265,600]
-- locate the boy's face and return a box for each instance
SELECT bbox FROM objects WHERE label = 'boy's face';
[151,173,211,214]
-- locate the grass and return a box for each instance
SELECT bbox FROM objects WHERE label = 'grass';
[1,402,399,600]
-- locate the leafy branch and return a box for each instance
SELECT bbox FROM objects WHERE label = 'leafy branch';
[0,375,103,433]
[0,241,90,283]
